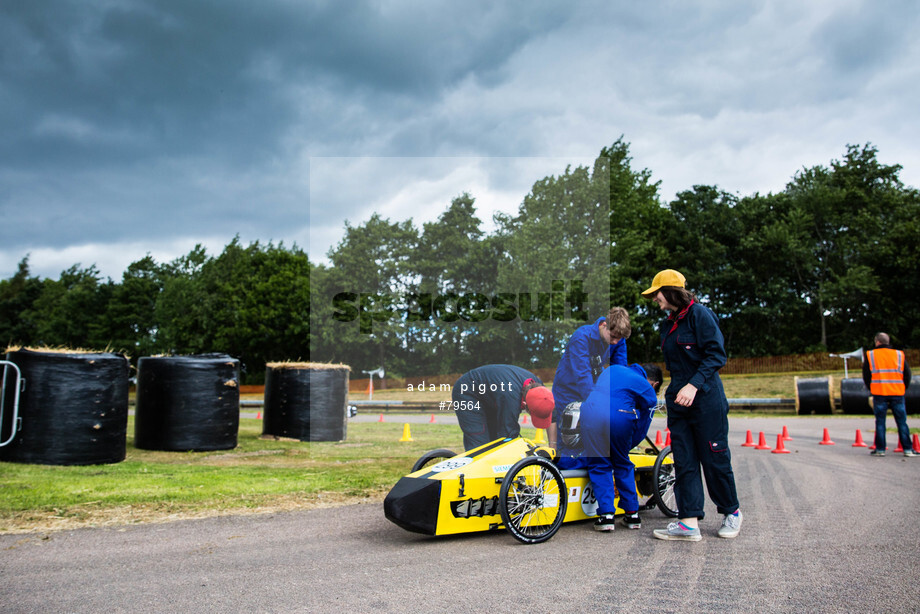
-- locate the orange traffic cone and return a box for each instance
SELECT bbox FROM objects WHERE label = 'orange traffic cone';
[913,433,920,453]
[378,413,384,423]
[521,413,529,425]
[741,430,756,447]
[852,429,867,447]
[655,430,664,446]
[755,432,771,450]
[819,428,835,445]
[781,425,792,441]
[429,413,436,423]
[894,439,904,453]
[772,433,791,454]
[665,430,671,446]
[256,411,262,420]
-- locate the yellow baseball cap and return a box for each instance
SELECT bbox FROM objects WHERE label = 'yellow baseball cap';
[641,269,686,297]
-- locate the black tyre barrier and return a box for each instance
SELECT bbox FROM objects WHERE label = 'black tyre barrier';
[262,362,350,442]
[906,376,919,415]
[134,354,240,452]
[844,376,918,415]
[840,378,871,415]
[795,375,834,415]
[0,348,129,465]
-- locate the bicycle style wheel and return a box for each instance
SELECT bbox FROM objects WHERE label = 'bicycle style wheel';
[410,448,458,473]
[499,456,568,544]
[653,445,678,517]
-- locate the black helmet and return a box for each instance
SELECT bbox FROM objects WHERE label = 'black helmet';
[560,401,582,450]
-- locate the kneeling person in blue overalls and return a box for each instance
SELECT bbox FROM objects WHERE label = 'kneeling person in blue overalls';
[581,363,663,531]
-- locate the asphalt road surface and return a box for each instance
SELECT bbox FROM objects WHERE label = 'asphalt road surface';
[2,416,918,613]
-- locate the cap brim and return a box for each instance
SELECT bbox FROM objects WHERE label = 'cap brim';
[529,413,552,429]
[640,284,660,297]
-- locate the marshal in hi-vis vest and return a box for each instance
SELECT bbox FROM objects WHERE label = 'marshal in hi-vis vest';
[867,348,906,396]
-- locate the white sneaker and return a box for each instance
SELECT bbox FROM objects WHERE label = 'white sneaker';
[717,510,742,539]
[653,521,701,541]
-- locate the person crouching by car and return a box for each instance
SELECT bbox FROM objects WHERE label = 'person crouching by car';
[580,363,663,531]
[452,364,555,451]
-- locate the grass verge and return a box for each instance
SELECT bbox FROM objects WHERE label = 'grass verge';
[0,417,464,534]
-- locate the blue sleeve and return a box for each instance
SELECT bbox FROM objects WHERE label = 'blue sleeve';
[687,306,728,391]
[608,338,627,366]
[566,332,598,402]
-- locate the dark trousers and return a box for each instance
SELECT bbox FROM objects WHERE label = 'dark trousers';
[872,395,912,451]
[667,401,739,519]
[452,377,521,451]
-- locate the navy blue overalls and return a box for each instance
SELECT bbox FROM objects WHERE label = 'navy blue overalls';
[660,301,739,519]
[452,364,542,451]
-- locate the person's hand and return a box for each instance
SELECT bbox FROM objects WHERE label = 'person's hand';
[675,383,698,407]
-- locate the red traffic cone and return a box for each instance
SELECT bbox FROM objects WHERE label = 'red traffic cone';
[665,430,671,446]
[894,439,904,453]
[772,433,791,454]
[755,432,771,450]
[913,433,920,453]
[852,429,867,447]
[781,425,792,441]
[378,413,384,423]
[819,428,835,445]
[741,430,756,447]
[429,414,436,423]
[521,413,529,425]
[256,411,262,420]
[655,430,664,446]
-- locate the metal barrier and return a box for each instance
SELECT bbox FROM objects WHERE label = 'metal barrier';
[0,360,24,447]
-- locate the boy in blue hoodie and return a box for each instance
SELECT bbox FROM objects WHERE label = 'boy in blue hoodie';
[550,307,630,454]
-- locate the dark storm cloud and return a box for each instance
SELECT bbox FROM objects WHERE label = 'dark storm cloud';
[1,0,918,279]
[0,0,572,271]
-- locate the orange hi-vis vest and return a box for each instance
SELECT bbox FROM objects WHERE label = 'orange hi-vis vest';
[867,348,906,396]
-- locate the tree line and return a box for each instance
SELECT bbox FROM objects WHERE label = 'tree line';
[2,139,917,382]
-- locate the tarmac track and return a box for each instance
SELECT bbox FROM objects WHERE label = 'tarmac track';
[1,416,918,613]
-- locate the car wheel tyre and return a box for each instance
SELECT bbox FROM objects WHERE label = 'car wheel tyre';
[653,446,678,518]
[499,456,567,544]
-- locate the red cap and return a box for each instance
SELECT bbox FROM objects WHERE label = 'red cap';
[524,386,554,429]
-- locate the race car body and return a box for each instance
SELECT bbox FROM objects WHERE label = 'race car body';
[384,436,675,544]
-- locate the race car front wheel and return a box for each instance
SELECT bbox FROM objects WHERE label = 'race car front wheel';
[653,446,678,518]
[499,456,567,544]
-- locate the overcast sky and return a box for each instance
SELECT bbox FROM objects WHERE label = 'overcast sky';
[2,0,918,280]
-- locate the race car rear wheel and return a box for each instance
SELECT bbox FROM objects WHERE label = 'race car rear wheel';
[410,448,457,473]
[499,456,567,544]
[653,446,678,518]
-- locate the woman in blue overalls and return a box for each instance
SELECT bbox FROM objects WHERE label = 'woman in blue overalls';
[642,269,742,541]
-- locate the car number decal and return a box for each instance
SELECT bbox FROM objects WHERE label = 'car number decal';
[581,484,598,516]
[429,457,473,472]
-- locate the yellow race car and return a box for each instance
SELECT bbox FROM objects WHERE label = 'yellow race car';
[384,436,676,544]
